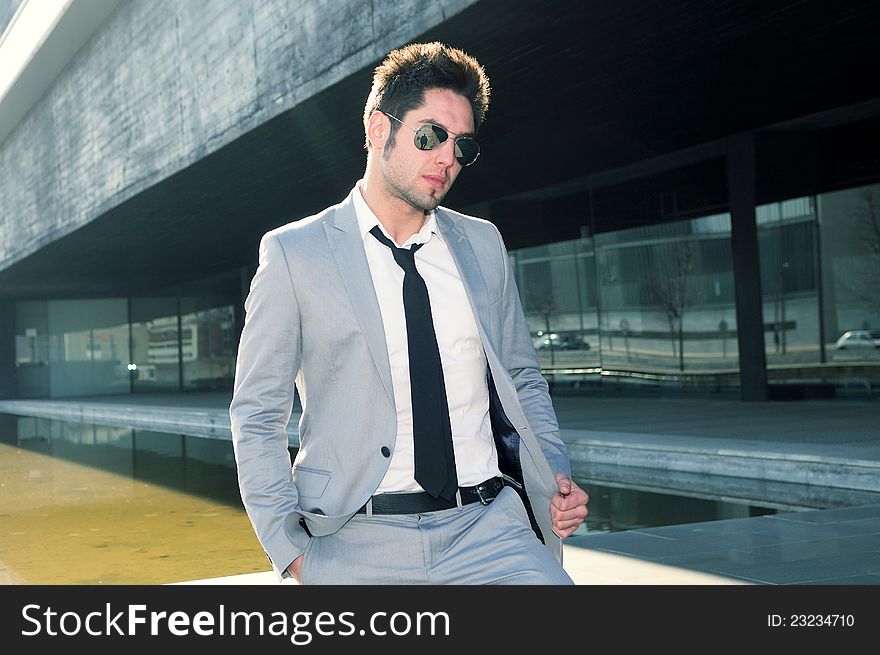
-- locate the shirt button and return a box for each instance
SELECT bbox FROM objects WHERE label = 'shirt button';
[381,446,391,457]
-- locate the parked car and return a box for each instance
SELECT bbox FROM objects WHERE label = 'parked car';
[534,332,590,351]
[834,330,880,350]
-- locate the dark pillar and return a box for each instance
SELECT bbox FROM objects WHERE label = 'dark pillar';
[727,134,768,401]
[0,302,16,399]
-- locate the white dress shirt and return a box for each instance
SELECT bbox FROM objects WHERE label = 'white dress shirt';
[351,182,501,493]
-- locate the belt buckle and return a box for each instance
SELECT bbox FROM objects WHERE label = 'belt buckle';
[475,482,493,505]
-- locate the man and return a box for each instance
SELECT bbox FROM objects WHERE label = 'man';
[230,41,588,585]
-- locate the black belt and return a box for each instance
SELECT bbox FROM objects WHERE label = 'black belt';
[357,477,505,515]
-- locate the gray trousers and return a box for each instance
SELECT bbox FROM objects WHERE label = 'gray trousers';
[299,486,573,585]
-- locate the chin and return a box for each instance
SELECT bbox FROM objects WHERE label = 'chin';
[409,199,439,213]
[406,190,443,213]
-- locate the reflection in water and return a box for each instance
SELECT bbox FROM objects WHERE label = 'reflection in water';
[0,417,268,584]
[0,414,779,583]
[573,482,777,537]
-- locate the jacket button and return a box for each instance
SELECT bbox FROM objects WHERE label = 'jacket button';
[381,446,391,457]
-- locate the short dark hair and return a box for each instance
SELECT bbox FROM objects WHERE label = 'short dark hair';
[363,41,490,150]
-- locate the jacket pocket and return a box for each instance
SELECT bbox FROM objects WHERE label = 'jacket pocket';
[293,465,331,499]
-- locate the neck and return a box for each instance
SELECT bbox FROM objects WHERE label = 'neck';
[361,161,427,246]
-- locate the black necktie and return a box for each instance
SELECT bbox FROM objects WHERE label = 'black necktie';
[369,225,458,500]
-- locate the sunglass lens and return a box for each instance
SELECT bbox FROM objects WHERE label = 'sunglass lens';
[412,124,480,166]
[413,125,446,150]
[455,138,480,166]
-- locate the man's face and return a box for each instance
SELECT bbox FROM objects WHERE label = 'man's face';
[380,88,475,213]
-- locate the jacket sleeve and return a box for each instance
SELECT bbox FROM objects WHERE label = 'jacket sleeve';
[493,225,572,479]
[229,231,309,579]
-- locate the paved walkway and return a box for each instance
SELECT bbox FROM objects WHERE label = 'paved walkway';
[3,391,879,584]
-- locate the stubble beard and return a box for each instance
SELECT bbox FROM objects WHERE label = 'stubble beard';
[381,147,446,214]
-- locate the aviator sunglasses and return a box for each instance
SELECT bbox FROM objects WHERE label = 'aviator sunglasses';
[384,112,481,167]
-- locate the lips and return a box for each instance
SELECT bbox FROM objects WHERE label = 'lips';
[423,175,446,189]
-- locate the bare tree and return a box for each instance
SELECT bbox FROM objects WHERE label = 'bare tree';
[838,188,880,308]
[645,240,695,371]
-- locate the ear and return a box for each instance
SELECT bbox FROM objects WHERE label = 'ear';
[366,111,390,151]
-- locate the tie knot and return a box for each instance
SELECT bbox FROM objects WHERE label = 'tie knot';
[369,225,422,270]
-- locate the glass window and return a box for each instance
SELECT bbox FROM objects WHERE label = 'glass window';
[130,296,181,393]
[594,218,737,378]
[180,303,236,391]
[508,180,879,399]
[14,301,49,398]
[47,298,130,397]
[756,197,820,373]
[515,238,601,376]
[817,183,880,395]
[179,271,239,392]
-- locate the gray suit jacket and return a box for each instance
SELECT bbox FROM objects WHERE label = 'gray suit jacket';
[230,187,571,579]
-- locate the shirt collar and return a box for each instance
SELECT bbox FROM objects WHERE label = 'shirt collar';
[352,180,443,248]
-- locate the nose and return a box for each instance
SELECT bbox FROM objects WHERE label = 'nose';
[432,137,458,168]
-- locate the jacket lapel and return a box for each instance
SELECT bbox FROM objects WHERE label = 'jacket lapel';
[323,197,395,408]
[436,209,491,341]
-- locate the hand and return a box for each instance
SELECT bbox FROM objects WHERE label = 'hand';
[550,474,589,539]
[287,555,304,584]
